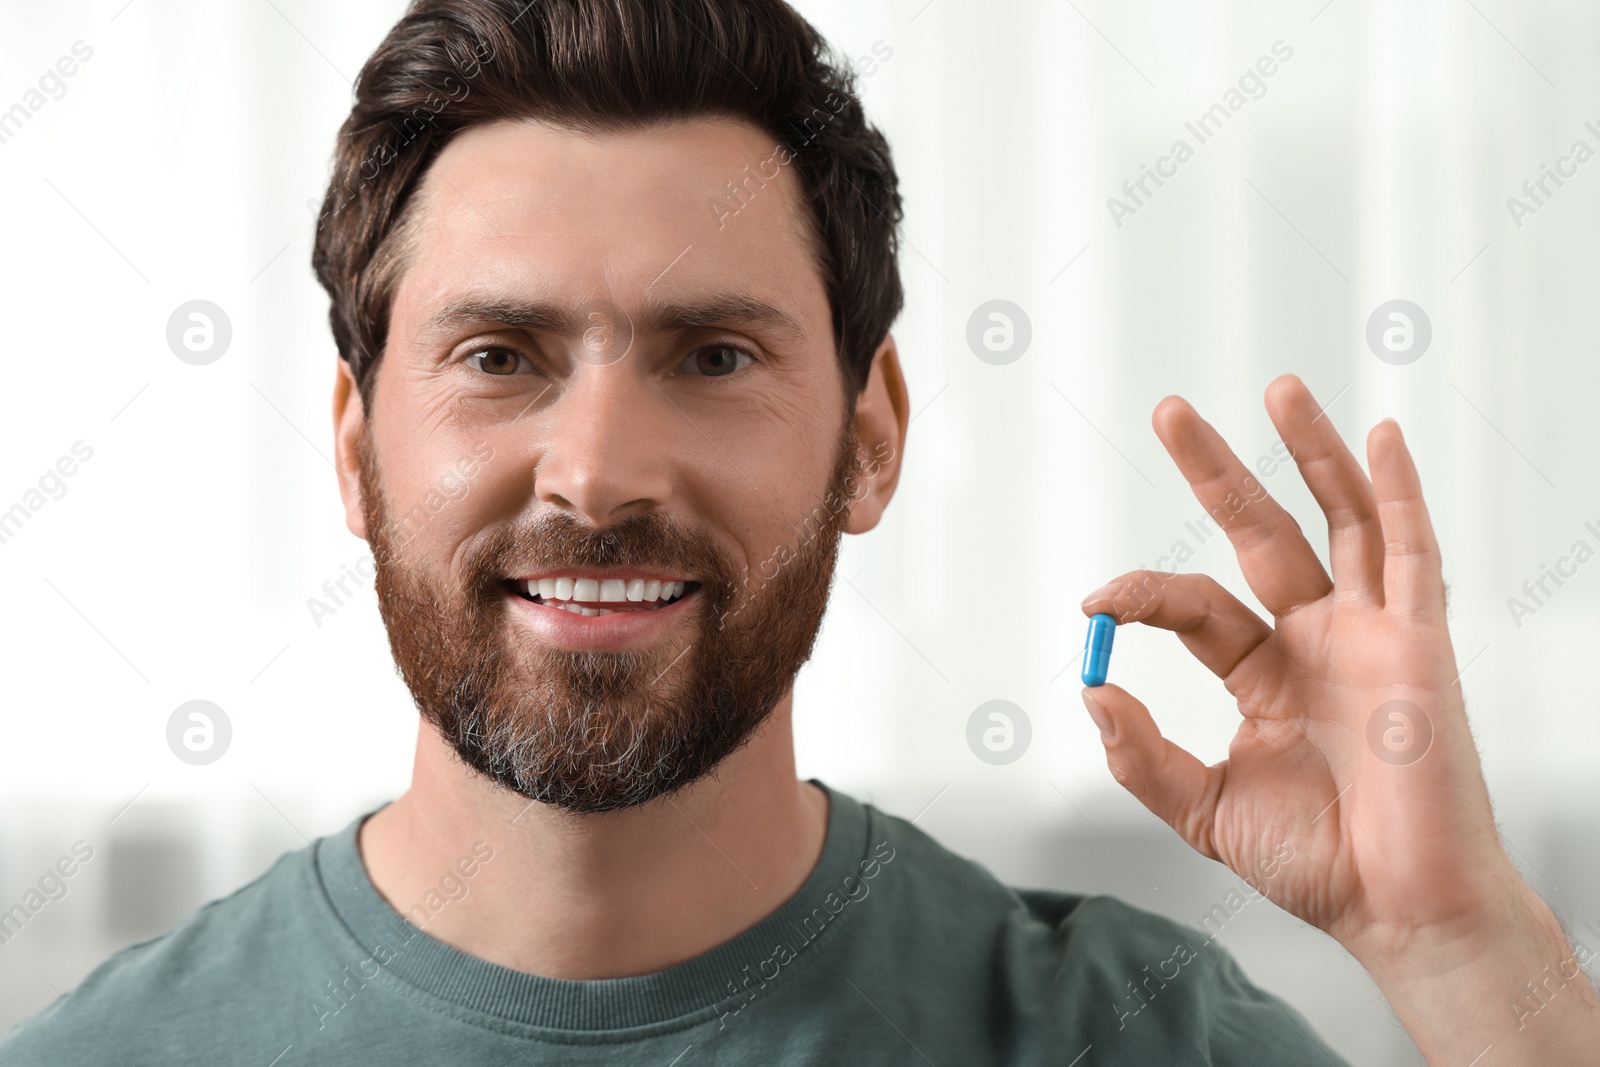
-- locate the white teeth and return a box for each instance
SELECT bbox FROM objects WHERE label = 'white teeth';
[553,602,613,616]
[524,576,690,607]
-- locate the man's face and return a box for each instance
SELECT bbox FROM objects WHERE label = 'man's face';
[345,118,869,814]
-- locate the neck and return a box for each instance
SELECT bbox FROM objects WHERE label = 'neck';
[357,693,829,979]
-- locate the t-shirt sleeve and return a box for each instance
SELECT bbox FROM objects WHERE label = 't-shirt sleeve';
[1191,937,1352,1065]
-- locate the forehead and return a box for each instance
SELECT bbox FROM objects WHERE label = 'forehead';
[389,117,827,342]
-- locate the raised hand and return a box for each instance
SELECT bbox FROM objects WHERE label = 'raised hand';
[1079,374,1599,1063]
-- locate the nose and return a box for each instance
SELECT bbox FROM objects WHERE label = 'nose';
[533,366,674,526]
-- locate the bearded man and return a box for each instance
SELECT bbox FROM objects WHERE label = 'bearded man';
[6,2,1597,1064]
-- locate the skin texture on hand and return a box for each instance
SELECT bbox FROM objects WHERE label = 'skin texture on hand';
[1079,374,1600,1064]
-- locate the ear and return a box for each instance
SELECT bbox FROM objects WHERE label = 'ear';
[332,358,370,541]
[845,332,910,535]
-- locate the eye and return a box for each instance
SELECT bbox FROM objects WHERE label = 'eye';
[464,347,532,376]
[676,344,754,378]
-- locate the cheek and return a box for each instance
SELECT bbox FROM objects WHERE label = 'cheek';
[372,365,515,542]
[409,467,527,573]
[696,412,843,580]
[719,359,843,470]
[374,439,505,557]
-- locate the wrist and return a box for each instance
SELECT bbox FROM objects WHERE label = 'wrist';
[1342,855,1539,979]
[1347,872,1600,1063]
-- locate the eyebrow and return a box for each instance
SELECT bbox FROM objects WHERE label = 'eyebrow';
[424,293,808,346]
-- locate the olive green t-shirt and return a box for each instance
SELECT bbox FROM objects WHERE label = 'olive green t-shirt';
[0,782,1348,1065]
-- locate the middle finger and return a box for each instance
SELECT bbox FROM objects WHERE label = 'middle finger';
[1152,394,1332,616]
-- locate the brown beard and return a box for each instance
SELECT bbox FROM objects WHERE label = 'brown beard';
[356,422,863,815]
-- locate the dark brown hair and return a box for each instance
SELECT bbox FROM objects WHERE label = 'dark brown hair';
[311,0,904,414]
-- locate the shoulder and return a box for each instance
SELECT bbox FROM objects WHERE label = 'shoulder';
[859,797,1184,956]
[0,840,329,1065]
[853,796,1349,1064]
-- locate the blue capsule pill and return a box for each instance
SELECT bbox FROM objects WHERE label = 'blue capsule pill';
[1081,613,1116,687]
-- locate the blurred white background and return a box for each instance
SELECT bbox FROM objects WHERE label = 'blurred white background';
[4,0,1600,1062]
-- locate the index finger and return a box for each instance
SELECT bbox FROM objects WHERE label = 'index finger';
[1152,395,1332,616]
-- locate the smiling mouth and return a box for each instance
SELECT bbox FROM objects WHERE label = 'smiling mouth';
[507,576,699,617]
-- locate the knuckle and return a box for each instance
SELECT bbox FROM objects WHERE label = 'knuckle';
[1384,537,1436,558]
[1106,754,1137,789]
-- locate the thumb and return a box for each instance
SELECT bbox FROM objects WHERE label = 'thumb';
[1081,684,1222,861]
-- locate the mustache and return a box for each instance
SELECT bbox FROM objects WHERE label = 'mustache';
[357,421,861,813]
[460,509,739,599]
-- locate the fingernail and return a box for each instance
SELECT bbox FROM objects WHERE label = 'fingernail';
[1081,690,1115,741]
[1081,582,1121,610]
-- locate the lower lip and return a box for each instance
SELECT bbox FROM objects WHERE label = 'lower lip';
[503,587,698,651]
